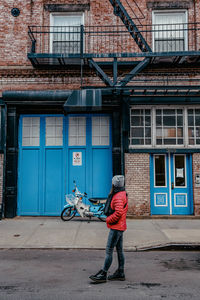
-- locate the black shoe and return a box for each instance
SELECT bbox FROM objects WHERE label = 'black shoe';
[89,270,107,283]
[108,270,125,281]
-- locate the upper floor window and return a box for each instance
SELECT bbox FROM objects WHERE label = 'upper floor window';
[152,11,188,52]
[50,13,84,54]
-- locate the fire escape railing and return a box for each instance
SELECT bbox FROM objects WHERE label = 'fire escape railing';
[28,23,200,58]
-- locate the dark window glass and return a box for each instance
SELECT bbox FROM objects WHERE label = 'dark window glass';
[155,155,166,187]
[175,155,185,186]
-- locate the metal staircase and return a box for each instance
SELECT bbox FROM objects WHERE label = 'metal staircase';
[109,0,152,52]
[88,0,151,87]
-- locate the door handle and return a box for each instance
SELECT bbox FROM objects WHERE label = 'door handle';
[171,182,174,190]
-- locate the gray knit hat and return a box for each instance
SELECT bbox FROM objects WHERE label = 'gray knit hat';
[112,175,125,188]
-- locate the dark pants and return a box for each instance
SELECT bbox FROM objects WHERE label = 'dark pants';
[102,229,125,272]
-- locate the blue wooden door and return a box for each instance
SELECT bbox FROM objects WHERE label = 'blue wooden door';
[171,154,193,215]
[18,114,112,215]
[67,115,112,205]
[150,154,193,215]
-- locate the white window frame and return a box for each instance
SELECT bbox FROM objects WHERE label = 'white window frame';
[68,116,86,146]
[130,107,152,147]
[50,12,84,53]
[45,116,63,147]
[152,10,188,52]
[22,117,40,147]
[154,107,184,147]
[129,105,200,149]
[92,116,110,146]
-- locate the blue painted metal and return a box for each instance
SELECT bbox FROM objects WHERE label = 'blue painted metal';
[150,154,170,215]
[89,59,114,87]
[64,89,102,112]
[117,58,150,86]
[170,154,193,215]
[150,154,193,215]
[18,114,112,216]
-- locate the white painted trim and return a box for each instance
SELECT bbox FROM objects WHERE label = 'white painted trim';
[129,105,200,149]
[154,193,168,207]
[168,153,172,215]
[174,193,188,207]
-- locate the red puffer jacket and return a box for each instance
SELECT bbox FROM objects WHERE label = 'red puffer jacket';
[106,191,128,231]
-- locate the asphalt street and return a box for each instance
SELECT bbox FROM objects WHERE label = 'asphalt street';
[0,249,200,300]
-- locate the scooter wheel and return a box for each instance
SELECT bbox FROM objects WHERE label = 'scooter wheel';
[61,207,76,221]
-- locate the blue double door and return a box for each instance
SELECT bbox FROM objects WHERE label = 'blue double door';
[18,114,112,216]
[150,154,193,215]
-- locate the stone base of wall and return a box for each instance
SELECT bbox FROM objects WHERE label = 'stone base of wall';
[125,153,150,216]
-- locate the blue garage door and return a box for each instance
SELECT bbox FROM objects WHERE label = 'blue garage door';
[150,154,193,215]
[18,114,112,215]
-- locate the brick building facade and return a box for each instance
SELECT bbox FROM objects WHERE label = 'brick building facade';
[1,0,200,217]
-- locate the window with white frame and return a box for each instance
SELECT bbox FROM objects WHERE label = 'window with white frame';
[188,109,200,145]
[45,117,63,146]
[152,11,188,52]
[130,109,151,145]
[68,116,86,146]
[156,109,183,145]
[92,116,110,146]
[130,107,200,148]
[22,117,40,146]
[51,14,84,54]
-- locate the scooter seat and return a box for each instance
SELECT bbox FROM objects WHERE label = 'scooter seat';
[89,198,107,205]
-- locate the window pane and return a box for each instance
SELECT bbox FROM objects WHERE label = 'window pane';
[92,116,109,146]
[131,127,144,137]
[22,117,40,147]
[163,116,175,126]
[155,155,166,186]
[156,109,183,146]
[131,116,143,126]
[68,117,86,146]
[130,109,152,146]
[46,117,63,146]
[188,116,194,126]
[175,155,185,186]
[156,116,162,126]
[195,116,200,126]
[145,128,151,137]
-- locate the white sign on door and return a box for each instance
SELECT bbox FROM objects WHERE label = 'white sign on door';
[73,152,82,166]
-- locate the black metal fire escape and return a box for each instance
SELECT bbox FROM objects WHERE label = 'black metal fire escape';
[89,0,152,87]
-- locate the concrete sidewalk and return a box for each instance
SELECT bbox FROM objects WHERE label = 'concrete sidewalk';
[1,217,200,251]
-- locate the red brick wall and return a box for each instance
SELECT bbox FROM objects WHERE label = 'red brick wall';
[125,153,151,216]
[1,0,199,67]
[192,153,200,216]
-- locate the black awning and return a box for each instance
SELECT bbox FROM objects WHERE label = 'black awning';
[64,89,102,112]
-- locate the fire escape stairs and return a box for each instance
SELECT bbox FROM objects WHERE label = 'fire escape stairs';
[88,0,152,87]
